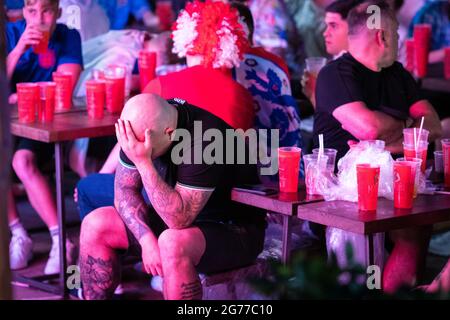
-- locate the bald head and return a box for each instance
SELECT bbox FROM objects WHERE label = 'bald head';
[347,0,396,37]
[121,94,177,141]
[347,0,399,69]
[120,94,178,158]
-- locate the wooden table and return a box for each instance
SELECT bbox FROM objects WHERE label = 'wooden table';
[231,182,322,264]
[11,109,119,297]
[296,195,450,266]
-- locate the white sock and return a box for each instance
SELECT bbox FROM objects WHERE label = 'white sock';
[9,219,28,238]
[49,226,60,246]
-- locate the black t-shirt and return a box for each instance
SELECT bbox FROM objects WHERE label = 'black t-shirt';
[119,99,264,223]
[313,53,422,161]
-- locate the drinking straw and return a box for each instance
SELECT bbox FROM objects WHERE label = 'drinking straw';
[416,117,425,153]
[318,134,324,163]
[414,127,417,153]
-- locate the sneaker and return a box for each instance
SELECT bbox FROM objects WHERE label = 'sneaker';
[44,239,77,275]
[150,275,164,292]
[9,234,33,270]
[429,231,450,257]
[72,284,123,300]
[68,287,84,300]
[150,275,206,294]
[114,284,124,295]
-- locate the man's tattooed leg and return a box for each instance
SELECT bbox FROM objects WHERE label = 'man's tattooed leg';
[180,280,202,300]
[80,254,120,300]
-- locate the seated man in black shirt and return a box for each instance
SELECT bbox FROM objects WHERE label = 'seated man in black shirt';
[79,94,266,300]
[313,0,442,293]
[314,0,441,161]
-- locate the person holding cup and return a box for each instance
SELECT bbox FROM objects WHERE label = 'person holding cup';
[301,0,362,107]
[302,57,327,107]
[313,0,442,294]
[313,0,441,162]
[5,0,82,274]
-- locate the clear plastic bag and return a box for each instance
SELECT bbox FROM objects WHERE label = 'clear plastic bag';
[326,227,385,269]
[315,140,395,202]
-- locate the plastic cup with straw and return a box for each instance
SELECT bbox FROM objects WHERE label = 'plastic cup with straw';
[304,134,328,195]
[404,117,427,172]
[413,117,425,153]
[417,117,426,172]
[318,134,324,176]
[304,153,328,195]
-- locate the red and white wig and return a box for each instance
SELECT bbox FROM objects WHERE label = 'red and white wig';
[172,0,250,69]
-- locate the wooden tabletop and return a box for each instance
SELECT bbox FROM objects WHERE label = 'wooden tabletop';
[231,182,323,216]
[11,109,119,143]
[296,194,450,234]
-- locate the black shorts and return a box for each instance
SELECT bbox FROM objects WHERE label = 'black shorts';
[124,208,266,275]
[15,137,54,165]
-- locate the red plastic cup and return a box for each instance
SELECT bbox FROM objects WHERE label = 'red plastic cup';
[356,164,380,211]
[16,83,38,123]
[405,38,415,74]
[52,72,72,110]
[85,80,106,119]
[444,47,450,80]
[138,51,157,92]
[442,139,450,188]
[104,66,126,114]
[278,147,302,193]
[104,77,125,114]
[32,26,50,54]
[37,82,56,123]
[413,24,431,78]
[403,141,428,172]
[396,157,421,198]
[393,161,416,209]
[156,1,174,31]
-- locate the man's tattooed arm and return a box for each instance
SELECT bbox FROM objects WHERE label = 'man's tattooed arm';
[114,164,151,242]
[136,160,213,229]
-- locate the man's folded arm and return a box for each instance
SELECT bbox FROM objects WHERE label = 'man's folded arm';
[408,99,442,141]
[332,101,404,143]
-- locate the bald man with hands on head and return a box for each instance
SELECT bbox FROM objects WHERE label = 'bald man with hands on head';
[79,94,266,300]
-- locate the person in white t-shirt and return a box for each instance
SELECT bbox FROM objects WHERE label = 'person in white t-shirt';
[57,0,110,42]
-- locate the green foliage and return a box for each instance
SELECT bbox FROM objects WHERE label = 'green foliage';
[249,243,450,300]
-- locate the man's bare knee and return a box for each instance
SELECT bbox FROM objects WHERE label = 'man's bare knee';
[12,150,38,180]
[81,207,117,245]
[158,228,205,267]
[158,229,188,261]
